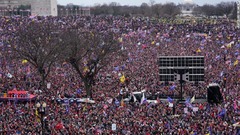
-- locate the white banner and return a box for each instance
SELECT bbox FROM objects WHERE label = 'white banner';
[112,123,116,131]
[47,83,51,89]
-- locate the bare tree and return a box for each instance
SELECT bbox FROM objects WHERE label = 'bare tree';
[192,5,203,16]
[161,3,181,17]
[152,4,163,17]
[216,2,235,18]
[201,4,217,17]
[140,3,152,16]
[149,0,156,7]
[61,28,121,98]
[10,21,63,88]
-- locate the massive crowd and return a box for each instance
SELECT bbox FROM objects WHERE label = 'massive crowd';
[0,15,239,134]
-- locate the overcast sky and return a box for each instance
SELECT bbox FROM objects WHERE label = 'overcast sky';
[57,0,234,6]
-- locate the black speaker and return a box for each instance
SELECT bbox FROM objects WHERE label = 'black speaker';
[207,84,223,104]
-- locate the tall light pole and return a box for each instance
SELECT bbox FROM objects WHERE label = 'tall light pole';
[237,1,240,28]
[36,101,47,135]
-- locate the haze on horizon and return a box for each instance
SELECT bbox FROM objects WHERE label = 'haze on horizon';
[57,0,235,6]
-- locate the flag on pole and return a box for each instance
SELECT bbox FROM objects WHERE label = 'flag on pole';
[196,48,201,53]
[167,97,173,103]
[233,100,237,110]
[77,89,82,94]
[107,98,113,104]
[227,41,234,48]
[22,59,28,64]
[120,74,126,83]
[7,73,13,78]
[185,97,193,108]
[55,122,64,130]
[169,85,176,91]
[114,98,120,106]
[118,37,123,43]
[35,109,40,122]
[190,95,195,103]
[218,108,226,117]
[234,60,238,66]
[220,71,224,77]
[35,109,38,116]
[83,66,89,73]
[151,41,155,45]
[103,104,108,109]
[120,99,124,107]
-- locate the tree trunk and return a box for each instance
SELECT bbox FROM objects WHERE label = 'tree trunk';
[41,73,46,89]
[38,67,46,89]
[84,80,93,99]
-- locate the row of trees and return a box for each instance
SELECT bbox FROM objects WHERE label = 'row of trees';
[9,22,122,98]
[91,2,181,17]
[90,1,237,19]
[193,2,237,19]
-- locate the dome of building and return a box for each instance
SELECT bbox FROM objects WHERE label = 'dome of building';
[184,0,193,4]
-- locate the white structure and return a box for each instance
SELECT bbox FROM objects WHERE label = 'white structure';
[179,0,197,17]
[0,0,58,16]
[183,0,193,4]
[0,0,30,9]
[237,1,240,28]
[31,0,58,16]
[0,0,30,16]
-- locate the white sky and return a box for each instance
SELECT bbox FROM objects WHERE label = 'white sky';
[57,0,235,6]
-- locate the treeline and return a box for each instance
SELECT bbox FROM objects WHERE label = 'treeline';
[91,2,181,17]
[90,1,237,19]
[193,2,237,19]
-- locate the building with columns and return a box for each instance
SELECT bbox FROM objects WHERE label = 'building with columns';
[58,6,91,16]
[179,0,197,17]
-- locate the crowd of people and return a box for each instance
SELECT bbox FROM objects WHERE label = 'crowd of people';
[0,15,239,134]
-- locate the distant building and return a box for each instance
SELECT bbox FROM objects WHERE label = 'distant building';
[0,0,30,9]
[0,0,58,16]
[0,0,30,16]
[31,0,58,16]
[0,0,90,16]
[58,4,91,16]
[179,0,197,17]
